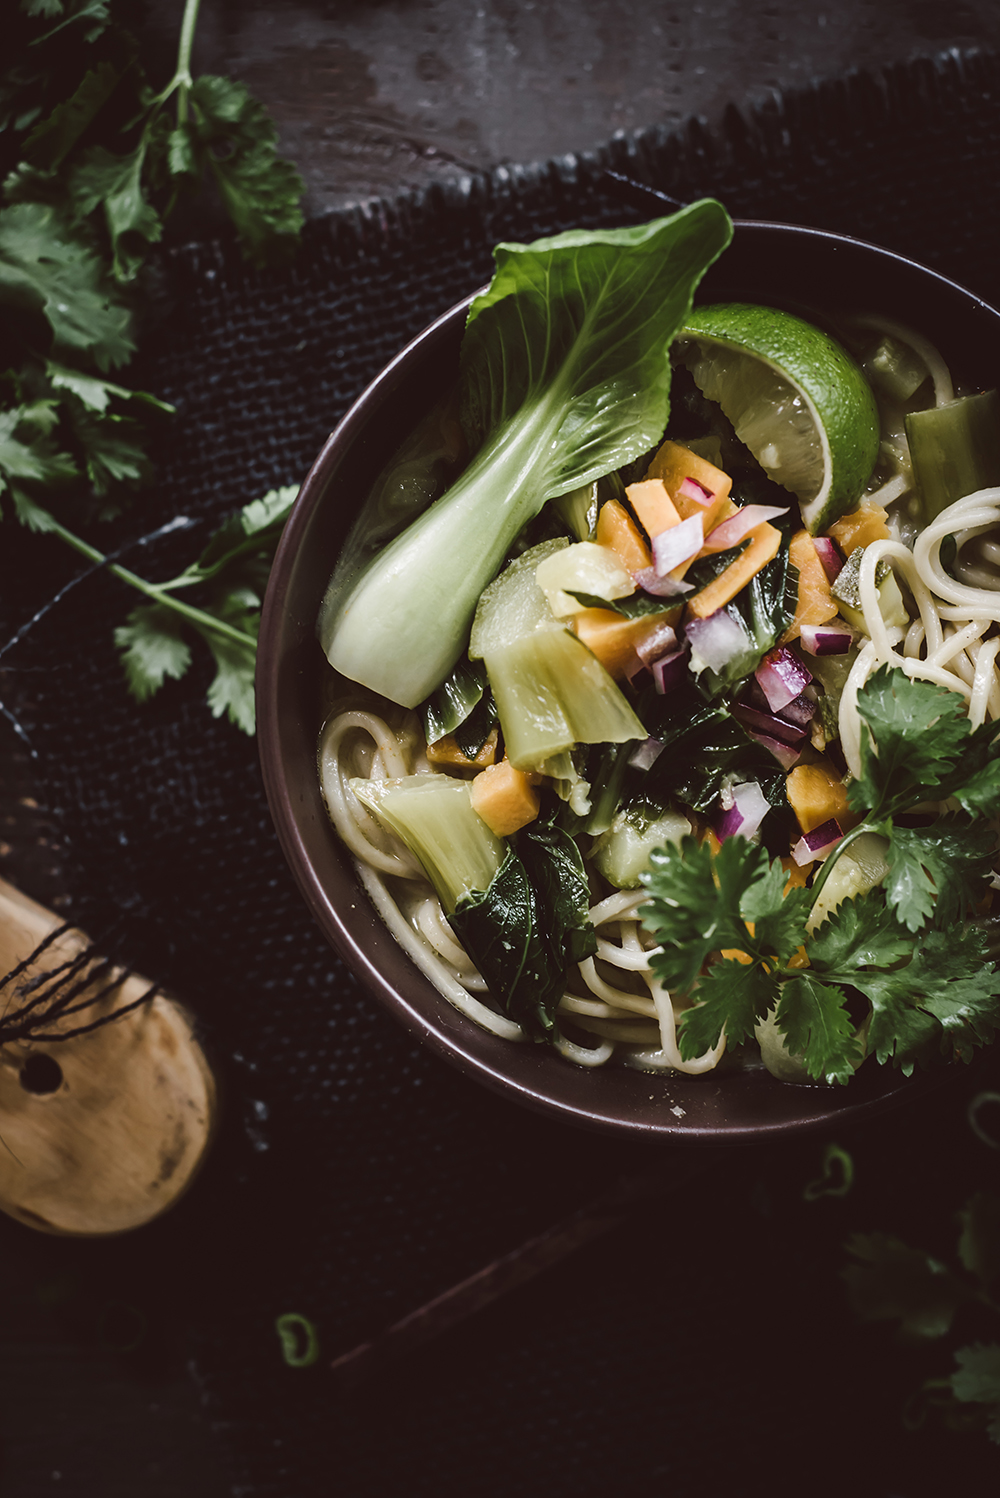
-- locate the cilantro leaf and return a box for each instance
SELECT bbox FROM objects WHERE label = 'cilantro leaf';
[27,0,111,47]
[740,853,811,965]
[853,923,1000,1072]
[67,403,149,501]
[69,139,162,280]
[677,955,775,1055]
[202,623,258,735]
[109,487,295,733]
[641,835,760,991]
[185,76,304,264]
[23,58,124,171]
[46,360,174,416]
[0,200,135,367]
[0,399,77,491]
[950,1343,1000,1409]
[806,892,913,976]
[114,602,192,701]
[849,666,972,817]
[774,973,860,1084]
[885,818,995,932]
[843,1231,974,1339]
[948,728,1000,817]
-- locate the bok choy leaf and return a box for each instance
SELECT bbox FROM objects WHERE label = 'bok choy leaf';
[321,201,733,707]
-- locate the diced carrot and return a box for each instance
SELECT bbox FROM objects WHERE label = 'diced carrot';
[685,522,782,620]
[644,440,733,532]
[827,498,890,556]
[625,478,681,540]
[781,857,811,892]
[700,827,723,858]
[426,727,499,774]
[781,528,839,643]
[572,606,681,679]
[786,759,857,835]
[595,498,651,572]
[470,758,541,837]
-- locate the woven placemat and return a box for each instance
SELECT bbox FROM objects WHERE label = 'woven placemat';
[1,48,999,1498]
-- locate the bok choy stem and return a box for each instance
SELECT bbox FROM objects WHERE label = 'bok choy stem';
[320,202,734,708]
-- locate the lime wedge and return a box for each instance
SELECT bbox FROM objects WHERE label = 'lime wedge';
[676,303,880,534]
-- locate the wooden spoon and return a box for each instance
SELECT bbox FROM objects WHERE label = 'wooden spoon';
[0,876,215,1236]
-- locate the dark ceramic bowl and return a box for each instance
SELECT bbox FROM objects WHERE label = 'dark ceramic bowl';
[257,220,1000,1142]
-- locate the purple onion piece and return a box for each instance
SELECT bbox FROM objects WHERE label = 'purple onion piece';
[812,535,844,581]
[635,619,678,667]
[755,646,813,712]
[685,608,750,672]
[704,503,788,551]
[633,566,693,598]
[623,650,646,684]
[733,703,808,746]
[715,780,771,842]
[775,692,817,728]
[678,475,715,507]
[746,731,802,770]
[629,736,665,771]
[651,514,704,575]
[651,648,688,695]
[799,622,854,656]
[791,817,843,865]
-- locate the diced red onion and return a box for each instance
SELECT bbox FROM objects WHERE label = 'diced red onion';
[685,608,749,672]
[623,651,647,683]
[651,514,704,575]
[746,731,802,770]
[775,693,816,728]
[799,622,854,656]
[651,648,687,695]
[714,780,771,842]
[635,620,678,667]
[733,703,808,746]
[678,475,715,506]
[629,736,665,771]
[791,817,843,865]
[812,536,843,581]
[755,646,813,712]
[703,504,788,551]
[633,566,693,598]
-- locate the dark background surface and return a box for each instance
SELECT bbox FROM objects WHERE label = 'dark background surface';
[2,4,1000,1496]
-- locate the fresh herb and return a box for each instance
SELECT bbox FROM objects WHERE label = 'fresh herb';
[32,484,296,733]
[843,1190,1000,1442]
[320,202,734,708]
[1,0,304,726]
[640,667,1000,1083]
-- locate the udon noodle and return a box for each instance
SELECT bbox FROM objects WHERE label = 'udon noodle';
[319,317,1000,1076]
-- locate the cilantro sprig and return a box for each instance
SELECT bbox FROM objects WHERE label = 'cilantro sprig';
[844,1188,1000,1442]
[0,1,304,728]
[640,667,1000,1083]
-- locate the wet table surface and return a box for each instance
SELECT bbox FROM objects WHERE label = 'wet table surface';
[3,3,1000,1495]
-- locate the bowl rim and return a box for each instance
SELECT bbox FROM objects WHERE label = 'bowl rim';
[257,217,994,1141]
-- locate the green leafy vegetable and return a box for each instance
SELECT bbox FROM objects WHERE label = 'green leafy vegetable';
[0,0,305,728]
[322,201,734,707]
[842,1232,974,1339]
[640,666,1000,1082]
[843,1189,1000,1443]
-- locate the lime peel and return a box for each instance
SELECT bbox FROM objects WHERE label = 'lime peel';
[677,302,880,534]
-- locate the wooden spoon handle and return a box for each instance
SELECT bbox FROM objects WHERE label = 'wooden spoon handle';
[0,876,215,1236]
